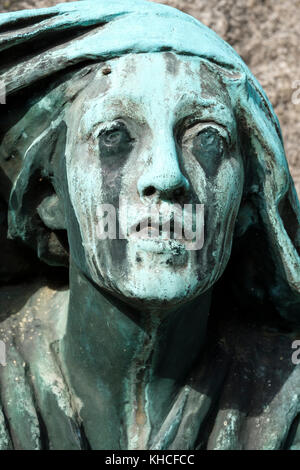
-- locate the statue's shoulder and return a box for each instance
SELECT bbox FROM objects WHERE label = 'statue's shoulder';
[201,321,300,450]
[0,281,82,449]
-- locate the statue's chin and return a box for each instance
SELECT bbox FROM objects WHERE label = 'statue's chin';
[109,264,202,311]
[87,241,208,310]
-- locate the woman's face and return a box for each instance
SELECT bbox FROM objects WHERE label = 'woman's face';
[63,52,244,309]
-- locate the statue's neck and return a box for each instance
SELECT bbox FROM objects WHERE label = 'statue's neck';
[62,260,211,450]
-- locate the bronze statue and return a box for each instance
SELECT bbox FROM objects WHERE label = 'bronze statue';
[0,0,299,450]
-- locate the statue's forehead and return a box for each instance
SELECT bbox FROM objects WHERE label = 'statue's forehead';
[67,52,235,133]
[94,52,219,95]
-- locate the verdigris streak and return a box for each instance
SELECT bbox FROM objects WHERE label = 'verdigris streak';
[0,0,299,450]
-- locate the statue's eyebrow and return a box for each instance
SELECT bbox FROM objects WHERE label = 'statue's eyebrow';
[80,94,147,134]
[173,98,235,135]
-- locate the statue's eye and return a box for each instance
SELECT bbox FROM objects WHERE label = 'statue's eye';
[99,123,134,157]
[192,127,225,160]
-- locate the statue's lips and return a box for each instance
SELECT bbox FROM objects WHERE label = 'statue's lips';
[128,217,186,241]
[131,237,187,255]
[128,222,187,255]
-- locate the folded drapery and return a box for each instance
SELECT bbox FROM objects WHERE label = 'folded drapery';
[1,0,299,322]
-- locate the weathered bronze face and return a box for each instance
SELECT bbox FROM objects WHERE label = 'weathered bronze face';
[0,0,299,451]
[63,52,244,308]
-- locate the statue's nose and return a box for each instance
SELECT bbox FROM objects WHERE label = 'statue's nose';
[137,138,190,202]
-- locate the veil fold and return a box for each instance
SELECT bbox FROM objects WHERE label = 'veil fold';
[0,0,299,322]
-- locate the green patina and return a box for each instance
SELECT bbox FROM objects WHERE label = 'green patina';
[0,0,299,450]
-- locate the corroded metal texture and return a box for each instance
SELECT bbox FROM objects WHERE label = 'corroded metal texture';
[0,0,299,450]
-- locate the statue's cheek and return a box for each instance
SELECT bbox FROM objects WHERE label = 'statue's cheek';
[193,152,223,180]
[197,157,243,263]
[100,163,123,206]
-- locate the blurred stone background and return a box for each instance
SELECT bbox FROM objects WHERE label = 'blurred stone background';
[1,0,299,196]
